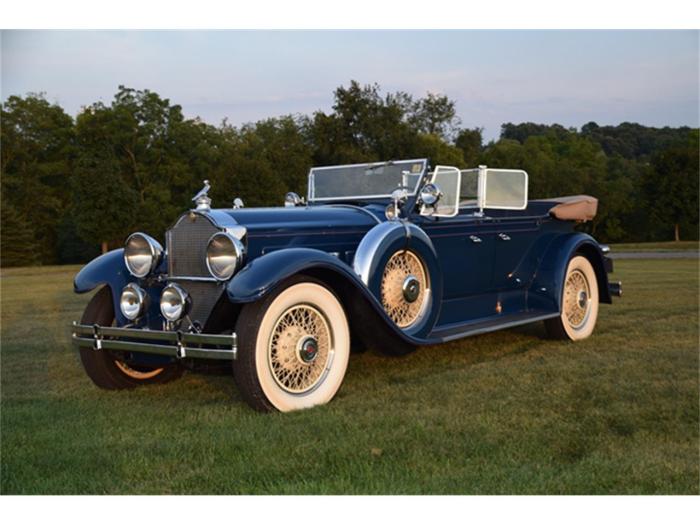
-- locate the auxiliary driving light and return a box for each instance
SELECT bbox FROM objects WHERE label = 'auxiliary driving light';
[120,283,147,321]
[160,283,189,322]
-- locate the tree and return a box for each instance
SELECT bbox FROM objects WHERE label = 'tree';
[455,128,483,166]
[408,92,461,140]
[644,131,700,241]
[0,196,40,267]
[0,94,75,263]
[71,148,138,252]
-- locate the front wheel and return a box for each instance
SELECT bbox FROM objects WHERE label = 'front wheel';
[233,276,351,412]
[545,255,600,340]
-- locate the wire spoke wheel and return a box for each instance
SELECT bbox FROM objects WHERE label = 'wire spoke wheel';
[564,269,591,329]
[268,304,332,394]
[381,250,428,329]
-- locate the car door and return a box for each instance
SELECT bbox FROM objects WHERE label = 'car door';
[420,213,495,299]
[480,169,537,291]
[489,212,541,290]
[414,166,497,323]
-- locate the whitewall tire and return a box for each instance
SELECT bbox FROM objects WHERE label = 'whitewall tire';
[233,276,350,412]
[545,255,599,341]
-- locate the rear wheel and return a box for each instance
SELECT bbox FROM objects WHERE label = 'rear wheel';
[545,255,599,341]
[78,286,183,390]
[233,276,350,412]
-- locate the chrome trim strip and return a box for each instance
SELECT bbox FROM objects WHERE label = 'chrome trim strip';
[167,275,220,282]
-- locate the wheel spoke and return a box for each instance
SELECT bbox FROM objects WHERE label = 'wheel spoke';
[380,251,428,328]
[268,304,331,394]
[564,269,591,329]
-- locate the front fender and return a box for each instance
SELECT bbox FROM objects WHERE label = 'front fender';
[529,233,612,312]
[73,249,133,325]
[74,249,130,294]
[226,247,424,345]
[227,248,368,303]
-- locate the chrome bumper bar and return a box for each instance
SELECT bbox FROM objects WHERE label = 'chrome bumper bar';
[608,281,623,297]
[71,322,238,360]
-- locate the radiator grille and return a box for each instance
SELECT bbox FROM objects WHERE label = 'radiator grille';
[167,214,220,278]
[166,213,224,326]
[180,281,225,326]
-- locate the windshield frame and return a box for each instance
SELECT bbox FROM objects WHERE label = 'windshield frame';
[307,159,429,203]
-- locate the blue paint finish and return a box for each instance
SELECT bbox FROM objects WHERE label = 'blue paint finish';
[229,247,361,302]
[73,190,617,348]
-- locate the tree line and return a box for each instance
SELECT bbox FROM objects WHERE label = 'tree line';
[1,81,698,267]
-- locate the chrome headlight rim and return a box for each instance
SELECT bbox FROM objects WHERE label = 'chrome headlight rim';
[124,232,163,278]
[160,283,189,322]
[206,231,245,281]
[120,283,147,321]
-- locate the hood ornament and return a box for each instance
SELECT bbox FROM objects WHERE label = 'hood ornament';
[192,180,211,211]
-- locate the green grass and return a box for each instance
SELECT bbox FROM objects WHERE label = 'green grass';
[610,240,699,252]
[1,260,698,494]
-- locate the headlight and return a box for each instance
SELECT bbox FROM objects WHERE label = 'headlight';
[120,283,147,321]
[124,233,163,278]
[160,283,189,322]
[206,232,245,281]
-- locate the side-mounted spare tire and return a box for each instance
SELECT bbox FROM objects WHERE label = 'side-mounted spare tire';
[352,221,442,355]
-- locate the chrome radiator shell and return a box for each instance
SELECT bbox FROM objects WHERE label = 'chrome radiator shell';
[165,211,245,325]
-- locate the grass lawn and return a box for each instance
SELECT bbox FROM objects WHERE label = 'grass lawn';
[609,240,699,252]
[1,259,698,494]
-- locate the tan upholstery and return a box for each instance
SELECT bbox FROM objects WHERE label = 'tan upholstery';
[547,195,598,222]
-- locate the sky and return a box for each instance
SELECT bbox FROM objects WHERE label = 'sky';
[1,30,698,141]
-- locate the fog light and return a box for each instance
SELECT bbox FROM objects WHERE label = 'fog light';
[120,283,147,321]
[160,283,189,322]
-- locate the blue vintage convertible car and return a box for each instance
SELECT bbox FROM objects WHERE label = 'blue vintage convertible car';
[72,159,621,412]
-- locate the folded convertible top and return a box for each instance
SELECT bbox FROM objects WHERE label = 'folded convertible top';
[535,195,598,222]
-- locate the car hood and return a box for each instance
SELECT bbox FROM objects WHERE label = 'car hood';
[218,205,382,236]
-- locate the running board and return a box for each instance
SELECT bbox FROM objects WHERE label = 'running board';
[427,311,560,343]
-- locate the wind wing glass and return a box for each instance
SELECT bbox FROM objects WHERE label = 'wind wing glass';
[429,166,461,217]
[309,160,427,201]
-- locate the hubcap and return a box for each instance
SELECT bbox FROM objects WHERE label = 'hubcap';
[297,336,319,363]
[577,290,588,309]
[268,305,331,394]
[402,275,421,303]
[564,269,591,329]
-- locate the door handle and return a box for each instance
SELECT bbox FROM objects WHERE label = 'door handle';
[498,233,511,241]
[469,235,482,243]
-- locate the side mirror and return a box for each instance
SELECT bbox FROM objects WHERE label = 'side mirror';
[284,192,304,207]
[232,198,245,209]
[420,183,442,207]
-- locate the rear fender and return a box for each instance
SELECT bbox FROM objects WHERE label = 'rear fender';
[529,233,612,312]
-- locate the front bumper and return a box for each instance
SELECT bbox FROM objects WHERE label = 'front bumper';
[71,323,238,360]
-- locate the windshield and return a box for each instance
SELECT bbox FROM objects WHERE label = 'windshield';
[308,159,428,202]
